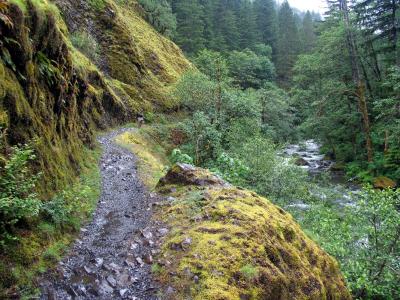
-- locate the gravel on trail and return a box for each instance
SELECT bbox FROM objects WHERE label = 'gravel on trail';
[40,128,166,300]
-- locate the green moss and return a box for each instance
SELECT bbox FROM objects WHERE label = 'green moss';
[153,169,351,299]
[0,0,189,296]
[116,129,168,189]
[240,264,259,281]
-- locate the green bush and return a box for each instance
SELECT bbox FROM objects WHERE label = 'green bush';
[0,144,41,244]
[170,149,193,165]
[209,152,249,186]
[71,31,100,62]
[300,186,400,299]
[233,136,309,204]
[180,112,222,165]
[42,181,98,232]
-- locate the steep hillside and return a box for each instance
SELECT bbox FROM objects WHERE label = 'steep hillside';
[0,0,190,194]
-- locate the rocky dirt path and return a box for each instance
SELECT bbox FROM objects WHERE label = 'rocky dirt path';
[40,128,166,300]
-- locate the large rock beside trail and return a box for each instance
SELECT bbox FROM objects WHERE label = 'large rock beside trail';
[158,163,228,187]
[154,164,352,300]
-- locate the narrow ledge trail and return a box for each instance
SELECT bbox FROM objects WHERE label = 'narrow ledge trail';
[40,128,164,300]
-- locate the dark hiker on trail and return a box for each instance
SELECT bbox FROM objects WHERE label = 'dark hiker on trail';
[137,113,145,128]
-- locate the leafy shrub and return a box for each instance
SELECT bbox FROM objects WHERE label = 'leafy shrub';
[210,152,249,186]
[227,48,275,89]
[300,186,400,299]
[233,136,309,204]
[180,112,222,165]
[170,149,193,165]
[42,182,97,231]
[173,71,217,113]
[0,144,41,243]
[41,194,73,229]
[71,31,100,62]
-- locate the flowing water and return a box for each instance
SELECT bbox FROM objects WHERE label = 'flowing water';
[284,140,332,174]
[283,140,359,210]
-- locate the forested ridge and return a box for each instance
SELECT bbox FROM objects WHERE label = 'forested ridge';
[0,0,399,299]
[142,0,400,177]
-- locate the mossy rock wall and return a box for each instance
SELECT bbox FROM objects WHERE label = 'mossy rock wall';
[155,164,352,300]
[54,0,192,110]
[0,0,190,195]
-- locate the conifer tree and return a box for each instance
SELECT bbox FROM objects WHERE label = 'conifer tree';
[237,0,258,49]
[253,0,278,51]
[171,0,205,55]
[355,0,400,66]
[276,1,301,84]
[301,11,317,53]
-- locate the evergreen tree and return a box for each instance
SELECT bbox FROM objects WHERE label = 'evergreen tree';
[276,1,301,84]
[172,0,205,55]
[301,11,317,53]
[355,0,400,66]
[219,7,240,50]
[253,0,278,51]
[237,0,258,49]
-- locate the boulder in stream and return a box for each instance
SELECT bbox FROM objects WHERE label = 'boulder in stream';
[373,176,397,189]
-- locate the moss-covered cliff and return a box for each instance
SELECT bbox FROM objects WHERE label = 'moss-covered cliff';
[0,0,190,194]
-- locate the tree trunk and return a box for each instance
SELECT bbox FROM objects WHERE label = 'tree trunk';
[384,130,389,154]
[215,61,222,128]
[340,0,374,162]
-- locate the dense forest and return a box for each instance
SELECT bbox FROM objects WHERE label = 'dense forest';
[1,0,399,299]
[141,0,400,183]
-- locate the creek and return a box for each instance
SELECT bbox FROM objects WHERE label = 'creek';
[283,140,359,210]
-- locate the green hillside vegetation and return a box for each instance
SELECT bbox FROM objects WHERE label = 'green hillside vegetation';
[1,0,399,299]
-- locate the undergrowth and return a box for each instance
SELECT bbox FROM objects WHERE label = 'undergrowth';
[0,147,101,298]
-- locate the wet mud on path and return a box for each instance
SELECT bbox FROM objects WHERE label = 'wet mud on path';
[40,128,164,300]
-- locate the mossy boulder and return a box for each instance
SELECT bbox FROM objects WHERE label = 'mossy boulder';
[158,163,228,188]
[373,176,397,189]
[294,157,310,166]
[155,164,351,300]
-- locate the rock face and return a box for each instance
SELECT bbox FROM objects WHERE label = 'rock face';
[0,0,190,194]
[155,164,352,300]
